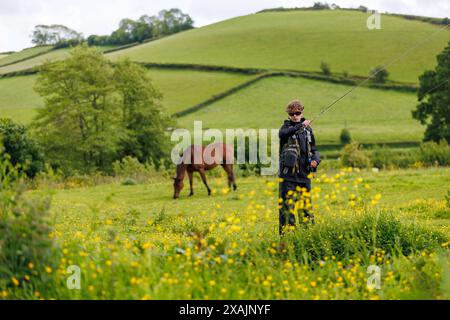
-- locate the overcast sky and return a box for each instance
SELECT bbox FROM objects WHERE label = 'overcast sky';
[0,0,449,52]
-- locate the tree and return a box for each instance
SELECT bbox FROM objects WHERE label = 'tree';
[113,59,174,168]
[87,8,194,46]
[33,45,125,172]
[31,24,83,46]
[313,2,330,10]
[157,8,194,35]
[32,45,173,173]
[320,61,331,76]
[412,41,450,143]
[370,66,389,83]
[0,118,44,178]
[340,128,352,145]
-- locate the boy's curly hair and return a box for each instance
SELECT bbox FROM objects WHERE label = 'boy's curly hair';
[286,100,304,113]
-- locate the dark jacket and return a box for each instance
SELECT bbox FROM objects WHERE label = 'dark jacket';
[278,118,321,183]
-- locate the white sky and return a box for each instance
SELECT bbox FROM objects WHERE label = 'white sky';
[0,0,449,52]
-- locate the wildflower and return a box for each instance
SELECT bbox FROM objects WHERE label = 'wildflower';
[11,277,20,286]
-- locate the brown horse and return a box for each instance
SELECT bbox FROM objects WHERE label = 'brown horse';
[173,143,237,199]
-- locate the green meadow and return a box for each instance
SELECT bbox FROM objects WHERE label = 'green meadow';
[0,71,424,145]
[0,70,255,123]
[108,10,450,83]
[0,46,117,74]
[1,8,449,301]
[178,76,423,144]
[0,45,53,67]
[16,166,447,299]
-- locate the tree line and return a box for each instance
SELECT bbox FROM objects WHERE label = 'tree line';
[31,8,194,48]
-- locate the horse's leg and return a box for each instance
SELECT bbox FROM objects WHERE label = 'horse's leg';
[198,169,211,196]
[223,164,237,191]
[188,170,194,197]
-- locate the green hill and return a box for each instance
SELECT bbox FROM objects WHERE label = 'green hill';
[0,9,446,146]
[0,46,53,67]
[108,10,450,84]
[0,45,117,75]
[0,70,254,123]
[177,76,422,144]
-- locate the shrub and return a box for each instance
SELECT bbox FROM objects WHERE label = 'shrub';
[339,128,352,145]
[122,177,138,186]
[370,145,394,169]
[113,156,163,183]
[0,118,44,178]
[340,141,371,168]
[0,153,58,296]
[370,66,389,83]
[320,61,331,76]
[419,140,450,166]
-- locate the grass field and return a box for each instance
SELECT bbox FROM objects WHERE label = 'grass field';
[178,76,423,144]
[0,75,43,123]
[0,70,255,123]
[8,166,444,300]
[108,10,450,84]
[0,46,118,75]
[1,7,449,302]
[0,72,425,144]
[0,46,53,67]
[147,68,256,114]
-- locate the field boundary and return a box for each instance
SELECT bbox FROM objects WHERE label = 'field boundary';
[172,73,270,117]
[1,60,418,92]
[0,62,419,121]
[170,69,418,118]
[0,46,55,68]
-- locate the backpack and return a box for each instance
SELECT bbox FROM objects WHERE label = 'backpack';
[281,131,302,174]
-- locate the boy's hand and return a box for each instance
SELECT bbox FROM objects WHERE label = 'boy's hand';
[310,160,318,168]
[303,120,311,127]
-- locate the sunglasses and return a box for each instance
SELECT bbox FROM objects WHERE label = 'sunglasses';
[289,112,303,116]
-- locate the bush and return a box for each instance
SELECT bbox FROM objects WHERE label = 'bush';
[370,66,389,83]
[370,145,395,169]
[0,153,58,296]
[113,156,163,184]
[320,61,331,76]
[0,118,44,178]
[419,140,450,166]
[122,177,138,186]
[340,142,371,168]
[340,128,352,145]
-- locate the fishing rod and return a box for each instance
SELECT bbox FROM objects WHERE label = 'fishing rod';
[310,23,450,124]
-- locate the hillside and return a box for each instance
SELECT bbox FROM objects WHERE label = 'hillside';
[0,8,447,146]
[0,70,255,123]
[0,46,53,67]
[0,45,117,75]
[108,10,450,84]
[177,76,422,144]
